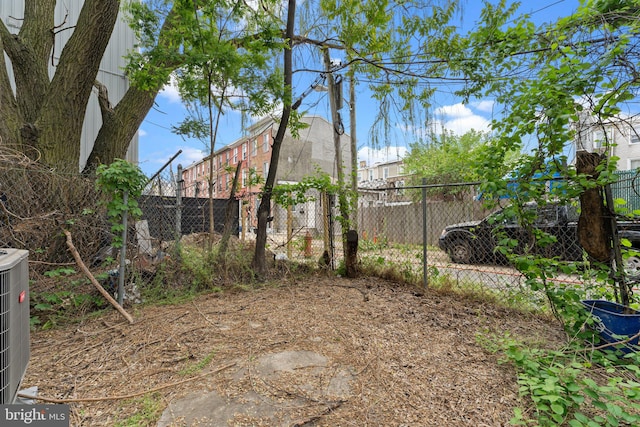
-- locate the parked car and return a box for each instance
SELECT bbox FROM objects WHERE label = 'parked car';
[438,202,640,269]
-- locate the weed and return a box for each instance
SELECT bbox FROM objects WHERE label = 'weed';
[31,283,107,330]
[179,350,216,376]
[478,333,640,426]
[114,392,164,427]
[359,236,389,252]
[43,267,76,278]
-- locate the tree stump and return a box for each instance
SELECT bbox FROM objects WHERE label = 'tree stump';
[345,229,358,278]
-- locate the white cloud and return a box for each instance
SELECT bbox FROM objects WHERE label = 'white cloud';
[433,115,492,135]
[179,146,207,165]
[473,100,495,113]
[435,103,474,119]
[432,102,492,135]
[138,128,148,137]
[158,75,181,103]
[358,146,407,166]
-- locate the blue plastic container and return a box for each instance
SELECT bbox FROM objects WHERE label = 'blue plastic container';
[581,300,640,351]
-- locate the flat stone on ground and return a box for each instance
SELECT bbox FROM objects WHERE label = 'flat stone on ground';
[156,350,353,427]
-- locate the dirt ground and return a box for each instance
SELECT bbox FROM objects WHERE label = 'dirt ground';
[22,275,565,426]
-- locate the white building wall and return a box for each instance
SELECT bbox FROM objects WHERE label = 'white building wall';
[1,1,138,171]
[574,113,640,171]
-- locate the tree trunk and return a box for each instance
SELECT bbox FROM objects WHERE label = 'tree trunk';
[252,0,296,277]
[218,164,241,260]
[345,229,358,277]
[84,85,158,172]
[0,0,55,150]
[36,0,120,171]
[0,45,20,146]
[1,1,180,173]
[84,6,180,172]
[349,72,358,230]
[576,151,612,263]
[7,0,54,125]
[323,48,351,268]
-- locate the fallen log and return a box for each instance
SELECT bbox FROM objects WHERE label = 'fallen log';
[63,229,134,324]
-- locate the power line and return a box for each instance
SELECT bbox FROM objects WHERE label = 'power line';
[144,119,173,131]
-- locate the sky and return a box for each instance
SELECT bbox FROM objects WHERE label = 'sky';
[137,0,582,177]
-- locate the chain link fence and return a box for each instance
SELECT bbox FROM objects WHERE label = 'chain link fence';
[2,145,639,305]
[0,148,107,279]
[352,173,640,300]
[356,184,538,294]
[137,161,239,274]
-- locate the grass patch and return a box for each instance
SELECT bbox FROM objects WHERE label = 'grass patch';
[114,392,164,427]
[179,350,217,376]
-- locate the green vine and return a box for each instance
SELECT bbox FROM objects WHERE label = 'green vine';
[272,169,338,207]
[95,159,147,248]
[481,333,640,427]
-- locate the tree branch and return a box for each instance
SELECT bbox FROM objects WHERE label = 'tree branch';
[18,361,236,403]
[93,79,114,123]
[63,229,134,324]
[84,5,182,172]
[291,35,345,50]
[0,15,21,58]
[20,0,56,65]
[35,0,120,169]
[0,22,22,144]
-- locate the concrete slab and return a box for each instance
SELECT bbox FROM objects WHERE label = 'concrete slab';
[157,350,353,427]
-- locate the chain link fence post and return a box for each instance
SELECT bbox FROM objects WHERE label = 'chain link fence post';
[422,178,428,289]
[176,164,183,242]
[118,190,128,306]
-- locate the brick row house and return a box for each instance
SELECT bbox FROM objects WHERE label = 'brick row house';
[182,115,350,233]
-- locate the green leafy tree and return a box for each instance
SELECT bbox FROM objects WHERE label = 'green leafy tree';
[95,159,147,247]
[285,0,465,264]
[163,0,283,251]
[449,0,640,200]
[446,3,640,424]
[402,129,510,199]
[0,1,284,173]
[316,0,464,148]
[252,0,297,275]
[447,0,640,276]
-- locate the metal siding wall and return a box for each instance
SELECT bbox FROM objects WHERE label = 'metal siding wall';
[2,1,25,94]
[1,1,139,170]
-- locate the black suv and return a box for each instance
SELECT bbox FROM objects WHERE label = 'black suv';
[438,203,587,264]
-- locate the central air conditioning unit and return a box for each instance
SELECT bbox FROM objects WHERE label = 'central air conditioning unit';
[0,249,30,404]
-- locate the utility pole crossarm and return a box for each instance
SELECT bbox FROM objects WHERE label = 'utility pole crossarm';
[291,73,327,111]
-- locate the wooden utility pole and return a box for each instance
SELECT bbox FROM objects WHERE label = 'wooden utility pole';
[349,73,358,230]
[323,49,357,276]
[323,49,345,202]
